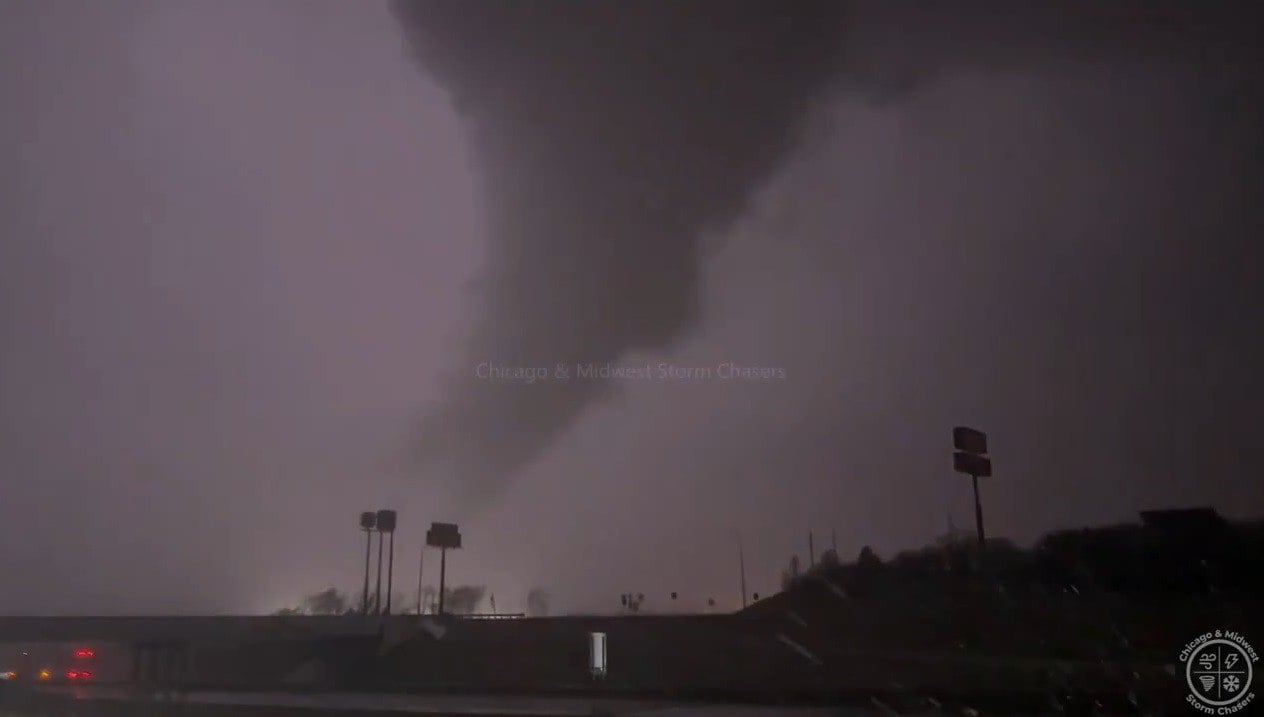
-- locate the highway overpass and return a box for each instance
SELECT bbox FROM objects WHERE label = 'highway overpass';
[0,615,391,643]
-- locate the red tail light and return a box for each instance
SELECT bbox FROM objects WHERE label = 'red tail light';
[74,648,95,659]
[80,670,93,679]
[66,670,80,679]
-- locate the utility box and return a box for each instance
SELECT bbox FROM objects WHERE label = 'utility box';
[588,632,607,680]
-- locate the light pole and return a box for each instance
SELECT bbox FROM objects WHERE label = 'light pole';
[359,511,376,615]
[422,543,432,617]
[374,528,385,614]
[376,509,397,615]
[381,510,398,615]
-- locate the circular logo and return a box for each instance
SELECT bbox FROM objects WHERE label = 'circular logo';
[1181,631,1257,714]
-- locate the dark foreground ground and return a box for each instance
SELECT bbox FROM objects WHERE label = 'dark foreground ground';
[2,582,1254,716]
[0,684,1190,717]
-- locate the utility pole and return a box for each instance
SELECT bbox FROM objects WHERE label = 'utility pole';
[359,512,376,615]
[737,532,748,609]
[808,532,815,567]
[831,529,837,553]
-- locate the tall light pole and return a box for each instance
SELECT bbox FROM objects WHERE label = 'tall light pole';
[374,527,385,614]
[416,546,425,615]
[376,509,397,615]
[359,512,376,615]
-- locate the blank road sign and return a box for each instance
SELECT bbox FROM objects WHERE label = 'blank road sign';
[953,451,993,477]
[426,522,462,549]
[953,427,988,455]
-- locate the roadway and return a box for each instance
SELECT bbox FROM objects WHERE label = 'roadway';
[10,686,854,716]
[0,612,1182,714]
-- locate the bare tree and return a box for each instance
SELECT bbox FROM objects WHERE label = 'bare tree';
[443,585,486,614]
[302,587,350,615]
[620,593,645,613]
[857,545,882,568]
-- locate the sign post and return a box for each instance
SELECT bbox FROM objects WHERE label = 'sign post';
[425,522,462,615]
[951,427,992,551]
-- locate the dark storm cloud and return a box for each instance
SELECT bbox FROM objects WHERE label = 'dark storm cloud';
[391,0,1261,507]
[392,0,846,507]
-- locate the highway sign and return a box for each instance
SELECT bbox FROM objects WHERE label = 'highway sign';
[951,426,993,551]
[953,451,993,478]
[952,427,988,456]
[426,522,461,549]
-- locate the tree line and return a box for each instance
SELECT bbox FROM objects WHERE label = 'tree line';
[274,586,552,616]
[777,513,1264,598]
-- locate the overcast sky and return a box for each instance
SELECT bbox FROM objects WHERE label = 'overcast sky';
[1,0,1260,616]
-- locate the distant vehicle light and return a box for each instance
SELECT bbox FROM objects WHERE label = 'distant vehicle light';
[1,671,16,680]
[38,669,52,680]
[79,670,93,679]
[66,670,80,680]
[74,648,95,659]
